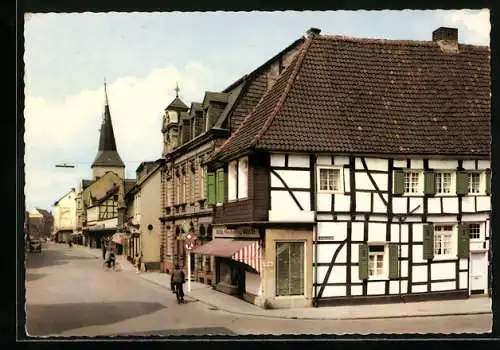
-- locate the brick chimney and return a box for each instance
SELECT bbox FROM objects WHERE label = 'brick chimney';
[432,27,459,53]
[305,27,321,38]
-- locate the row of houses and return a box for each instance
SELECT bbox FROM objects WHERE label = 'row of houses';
[52,26,491,309]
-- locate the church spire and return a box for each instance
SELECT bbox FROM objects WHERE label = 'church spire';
[91,80,125,177]
[175,82,180,98]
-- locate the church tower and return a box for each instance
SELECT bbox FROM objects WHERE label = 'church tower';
[161,83,189,157]
[91,80,125,180]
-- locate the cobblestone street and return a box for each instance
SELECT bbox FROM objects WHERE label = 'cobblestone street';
[25,242,492,337]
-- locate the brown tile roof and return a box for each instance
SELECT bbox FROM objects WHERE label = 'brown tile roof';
[210,33,490,161]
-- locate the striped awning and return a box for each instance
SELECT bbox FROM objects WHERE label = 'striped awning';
[192,239,262,273]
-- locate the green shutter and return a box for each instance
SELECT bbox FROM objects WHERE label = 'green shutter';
[424,171,436,195]
[358,244,368,280]
[388,244,399,279]
[423,224,434,260]
[457,223,470,259]
[206,172,216,205]
[456,171,469,195]
[216,169,225,203]
[485,169,491,195]
[393,170,405,196]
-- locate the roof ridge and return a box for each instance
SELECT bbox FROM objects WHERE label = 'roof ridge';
[251,36,313,147]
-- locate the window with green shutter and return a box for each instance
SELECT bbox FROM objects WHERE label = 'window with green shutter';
[424,171,436,195]
[485,169,491,195]
[206,172,216,205]
[457,223,470,259]
[393,170,405,196]
[216,168,225,204]
[456,171,469,195]
[358,244,368,280]
[423,224,434,260]
[388,244,399,279]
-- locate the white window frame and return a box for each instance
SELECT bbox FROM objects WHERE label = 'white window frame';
[433,223,456,260]
[403,170,424,196]
[367,243,389,280]
[237,157,248,199]
[317,165,344,194]
[467,222,482,241]
[467,171,486,196]
[435,171,456,196]
[228,160,238,201]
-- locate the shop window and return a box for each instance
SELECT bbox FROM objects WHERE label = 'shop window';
[275,241,304,296]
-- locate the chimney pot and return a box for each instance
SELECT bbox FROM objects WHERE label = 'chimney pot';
[306,27,321,37]
[432,27,458,42]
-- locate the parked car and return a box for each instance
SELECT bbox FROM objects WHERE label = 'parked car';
[29,239,42,253]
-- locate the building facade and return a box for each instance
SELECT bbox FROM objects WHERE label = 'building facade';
[52,188,77,243]
[204,27,491,308]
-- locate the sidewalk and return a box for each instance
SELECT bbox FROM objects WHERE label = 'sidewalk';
[76,245,492,321]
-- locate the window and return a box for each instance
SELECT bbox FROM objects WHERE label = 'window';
[318,167,342,192]
[434,224,454,257]
[435,172,453,194]
[276,241,304,296]
[468,223,481,240]
[200,166,206,200]
[404,171,421,194]
[368,245,386,277]
[228,161,238,201]
[468,172,481,194]
[238,157,248,199]
[182,175,187,203]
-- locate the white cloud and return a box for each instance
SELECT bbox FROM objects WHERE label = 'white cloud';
[445,9,490,44]
[24,62,215,211]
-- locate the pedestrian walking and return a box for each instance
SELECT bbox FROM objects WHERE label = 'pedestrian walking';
[171,264,186,304]
[102,242,107,260]
[135,252,142,273]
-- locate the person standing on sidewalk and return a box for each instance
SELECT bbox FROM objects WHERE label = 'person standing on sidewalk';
[135,252,142,273]
[102,241,107,260]
[171,264,186,303]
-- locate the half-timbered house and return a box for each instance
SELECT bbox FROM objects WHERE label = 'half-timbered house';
[205,27,491,308]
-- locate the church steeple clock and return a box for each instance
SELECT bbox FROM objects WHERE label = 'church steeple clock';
[162,83,189,157]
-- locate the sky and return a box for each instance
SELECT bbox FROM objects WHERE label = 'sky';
[23,10,490,212]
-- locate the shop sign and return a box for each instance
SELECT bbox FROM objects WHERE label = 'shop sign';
[214,226,260,238]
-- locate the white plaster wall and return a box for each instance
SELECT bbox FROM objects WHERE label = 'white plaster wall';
[428,216,458,223]
[323,285,346,297]
[411,159,424,169]
[316,265,346,284]
[364,157,388,172]
[394,160,407,168]
[317,214,334,221]
[268,210,314,222]
[478,160,490,169]
[412,265,427,282]
[405,216,423,223]
[462,214,489,222]
[373,195,387,214]
[392,197,407,214]
[351,285,363,296]
[431,262,456,280]
[245,271,262,296]
[336,215,351,221]
[476,197,491,211]
[462,197,475,213]
[288,154,310,167]
[351,243,360,264]
[87,207,99,222]
[409,197,424,214]
[343,168,350,192]
[367,222,386,242]
[367,281,385,295]
[271,190,310,212]
[459,258,469,270]
[317,221,347,241]
[428,160,458,170]
[93,166,125,180]
[389,280,400,294]
[351,266,361,284]
[412,245,426,263]
[400,245,409,259]
[271,170,310,188]
[355,172,373,191]
[428,198,441,214]
[270,153,285,167]
[390,223,408,243]
[334,194,351,212]
[413,224,423,242]
[462,160,476,170]
[373,173,389,191]
[316,193,331,212]
[334,156,350,166]
[442,197,459,214]
[368,214,388,222]
[400,261,408,277]
[459,271,468,289]
[431,281,455,292]
[356,192,371,212]
[316,155,332,165]
[351,222,364,242]
[294,191,310,211]
[317,245,347,265]
[412,285,428,293]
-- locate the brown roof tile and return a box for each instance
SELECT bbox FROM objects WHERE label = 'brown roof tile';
[211,33,490,161]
